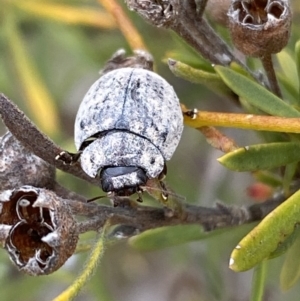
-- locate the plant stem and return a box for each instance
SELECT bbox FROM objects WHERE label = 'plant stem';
[195,0,209,17]
[70,184,296,233]
[173,1,233,65]
[53,223,109,301]
[182,107,300,134]
[250,261,267,301]
[198,126,238,152]
[0,93,99,186]
[261,54,282,98]
[98,0,147,51]
[4,11,60,137]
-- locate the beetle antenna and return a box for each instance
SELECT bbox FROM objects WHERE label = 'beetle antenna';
[140,183,186,203]
[86,195,106,203]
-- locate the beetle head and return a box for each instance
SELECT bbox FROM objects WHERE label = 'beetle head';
[100,166,148,196]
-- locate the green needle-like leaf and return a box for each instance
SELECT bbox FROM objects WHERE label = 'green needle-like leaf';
[5,14,61,137]
[250,261,267,301]
[168,59,236,100]
[13,1,116,28]
[276,50,299,101]
[269,225,300,260]
[53,223,109,301]
[295,40,300,102]
[229,189,300,272]
[280,228,300,291]
[218,142,300,172]
[215,66,300,118]
[130,225,232,251]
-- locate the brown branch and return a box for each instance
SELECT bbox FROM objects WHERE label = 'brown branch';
[53,182,87,202]
[195,0,209,17]
[125,0,262,84]
[72,187,292,235]
[173,0,233,65]
[0,93,99,186]
[126,0,233,65]
[260,54,282,98]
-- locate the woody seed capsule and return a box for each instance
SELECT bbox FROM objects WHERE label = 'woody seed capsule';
[0,186,78,275]
[228,0,292,57]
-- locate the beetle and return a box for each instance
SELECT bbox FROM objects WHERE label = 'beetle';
[61,50,184,199]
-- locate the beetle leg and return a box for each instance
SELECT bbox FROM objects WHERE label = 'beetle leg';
[136,189,144,203]
[144,178,186,219]
[55,150,81,165]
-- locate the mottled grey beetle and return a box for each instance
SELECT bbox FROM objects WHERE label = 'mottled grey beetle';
[61,50,183,198]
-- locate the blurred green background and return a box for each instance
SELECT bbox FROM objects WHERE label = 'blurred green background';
[1,0,300,300]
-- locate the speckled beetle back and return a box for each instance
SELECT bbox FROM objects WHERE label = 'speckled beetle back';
[75,68,183,160]
[74,64,183,195]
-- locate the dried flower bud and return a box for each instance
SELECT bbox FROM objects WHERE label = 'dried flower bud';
[0,186,78,275]
[228,0,292,57]
[0,132,55,190]
[125,0,179,27]
[246,182,273,201]
[100,49,154,75]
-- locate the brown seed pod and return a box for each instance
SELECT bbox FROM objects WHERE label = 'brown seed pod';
[228,0,292,57]
[0,186,78,276]
[0,132,55,190]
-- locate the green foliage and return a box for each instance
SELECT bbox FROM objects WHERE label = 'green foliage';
[219,142,300,172]
[280,231,300,291]
[2,1,300,301]
[54,222,109,301]
[215,66,300,118]
[129,225,228,251]
[276,50,299,102]
[229,189,300,272]
[168,59,235,100]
